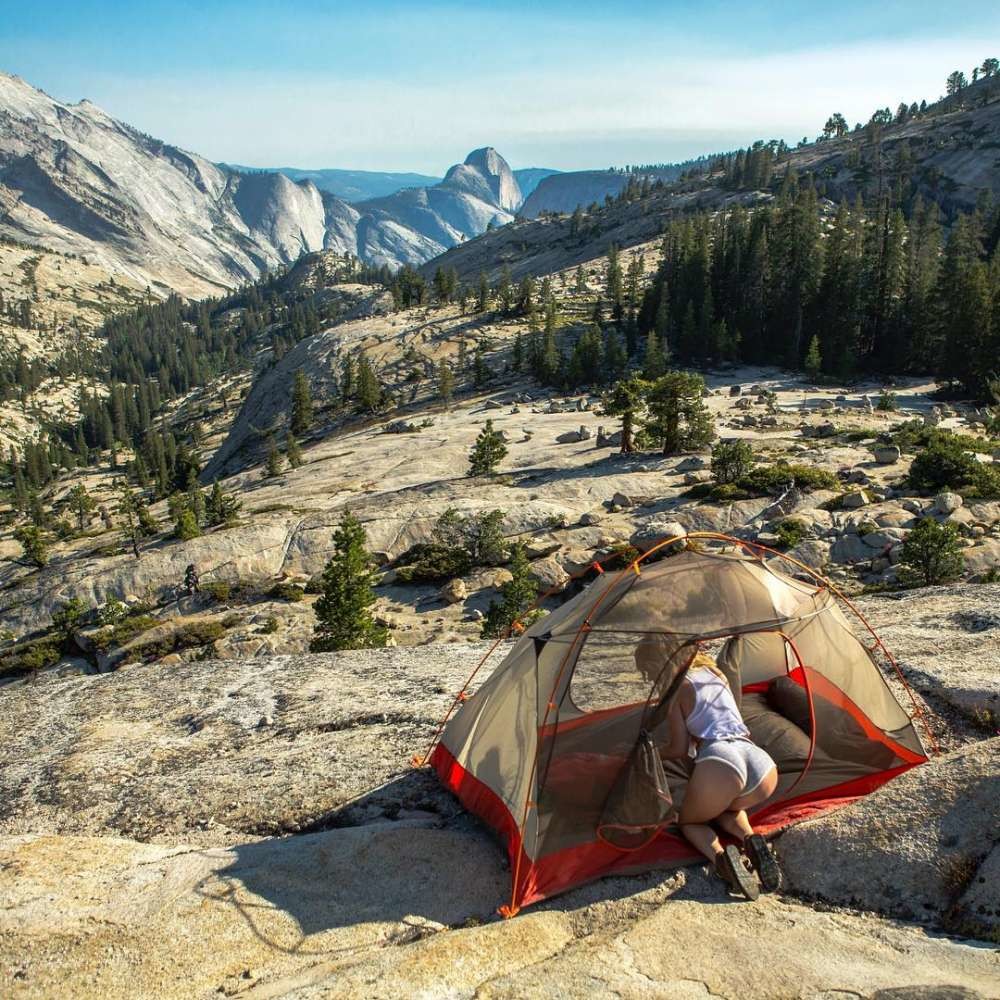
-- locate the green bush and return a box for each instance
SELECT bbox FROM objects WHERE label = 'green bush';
[774,519,809,550]
[711,441,755,485]
[690,461,837,502]
[395,543,472,583]
[908,435,1000,499]
[889,422,994,456]
[202,582,232,602]
[876,389,898,411]
[90,615,160,653]
[268,582,305,602]
[261,617,279,634]
[898,518,965,587]
[305,575,324,595]
[0,639,61,679]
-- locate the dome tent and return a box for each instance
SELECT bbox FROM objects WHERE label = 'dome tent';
[420,533,929,916]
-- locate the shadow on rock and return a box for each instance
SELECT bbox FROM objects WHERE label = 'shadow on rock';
[194,770,508,953]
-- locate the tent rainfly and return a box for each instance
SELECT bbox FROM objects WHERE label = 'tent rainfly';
[419,533,929,916]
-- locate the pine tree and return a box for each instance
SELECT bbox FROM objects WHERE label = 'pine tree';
[13,524,49,568]
[644,371,715,454]
[804,335,822,379]
[311,512,387,652]
[290,370,314,436]
[67,484,96,531]
[115,480,145,558]
[602,376,650,453]
[481,543,538,638]
[355,354,382,412]
[286,433,303,469]
[468,419,508,476]
[265,435,283,478]
[174,508,201,541]
[642,328,668,379]
[437,359,455,408]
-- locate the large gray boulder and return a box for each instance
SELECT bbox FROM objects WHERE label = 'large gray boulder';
[780,739,1000,924]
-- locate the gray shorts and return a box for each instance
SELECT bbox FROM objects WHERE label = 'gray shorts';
[696,738,776,797]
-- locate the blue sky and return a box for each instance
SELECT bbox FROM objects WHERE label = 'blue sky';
[3,1,997,172]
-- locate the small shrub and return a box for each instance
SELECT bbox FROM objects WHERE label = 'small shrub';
[90,614,160,653]
[774,519,808,550]
[711,441,755,485]
[898,518,965,587]
[202,582,232,602]
[740,462,838,495]
[876,389,898,411]
[395,543,472,583]
[268,582,305,602]
[261,617,279,634]
[305,575,324,594]
[97,600,131,626]
[52,598,89,638]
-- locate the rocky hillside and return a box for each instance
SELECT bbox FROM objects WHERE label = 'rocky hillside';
[0,72,526,294]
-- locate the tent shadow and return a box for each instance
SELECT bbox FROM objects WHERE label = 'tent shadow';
[193,770,508,955]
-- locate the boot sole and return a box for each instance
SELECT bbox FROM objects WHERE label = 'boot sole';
[745,834,781,893]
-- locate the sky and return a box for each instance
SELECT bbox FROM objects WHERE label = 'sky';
[2,1,998,174]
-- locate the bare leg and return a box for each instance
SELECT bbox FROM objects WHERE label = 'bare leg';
[716,809,754,842]
[679,760,744,864]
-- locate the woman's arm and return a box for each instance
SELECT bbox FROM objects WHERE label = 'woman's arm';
[660,686,692,759]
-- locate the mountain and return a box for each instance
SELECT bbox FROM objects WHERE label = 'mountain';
[521,169,631,217]
[513,167,561,198]
[0,72,525,295]
[223,165,442,202]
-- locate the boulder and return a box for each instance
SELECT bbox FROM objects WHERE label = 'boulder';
[729,384,743,396]
[872,445,901,464]
[610,492,651,509]
[786,539,831,570]
[555,425,592,444]
[875,508,917,529]
[595,426,621,448]
[934,492,964,515]
[675,456,709,473]
[529,555,571,592]
[735,397,753,410]
[841,491,870,509]
[630,520,687,552]
[780,738,1000,924]
[861,528,908,550]
[963,539,1000,578]
[579,512,604,527]
[684,471,712,485]
[816,422,837,438]
[954,842,1000,940]
[815,399,835,410]
[829,534,872,564]
[439,579,467,605]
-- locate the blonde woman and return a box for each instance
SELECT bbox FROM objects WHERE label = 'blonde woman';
[658,643,781,899]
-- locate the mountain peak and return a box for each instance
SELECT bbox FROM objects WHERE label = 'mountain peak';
[445,147,522,212]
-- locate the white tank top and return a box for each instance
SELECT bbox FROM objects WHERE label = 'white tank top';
[684,667,750,742]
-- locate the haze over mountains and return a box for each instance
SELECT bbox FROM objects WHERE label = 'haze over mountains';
[0,72,572,296]
[224,164,560,202]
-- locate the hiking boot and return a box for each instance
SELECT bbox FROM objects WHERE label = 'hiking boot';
[744,834,781,893]
[715,844,760,901]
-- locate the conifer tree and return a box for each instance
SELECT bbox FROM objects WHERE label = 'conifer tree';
[644,371,715,454]
[13,524,49,568]
[265,435,283,478]
[355,354,382,412]
[468,419,508,476]
[67,484,96,531]
[804,335,822,379]
[437,359,455,408]
[311,512,387,652]
[481,543,538,638]
[290,370,313,436]
[602,376,650,453]
[643,328,668,379]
